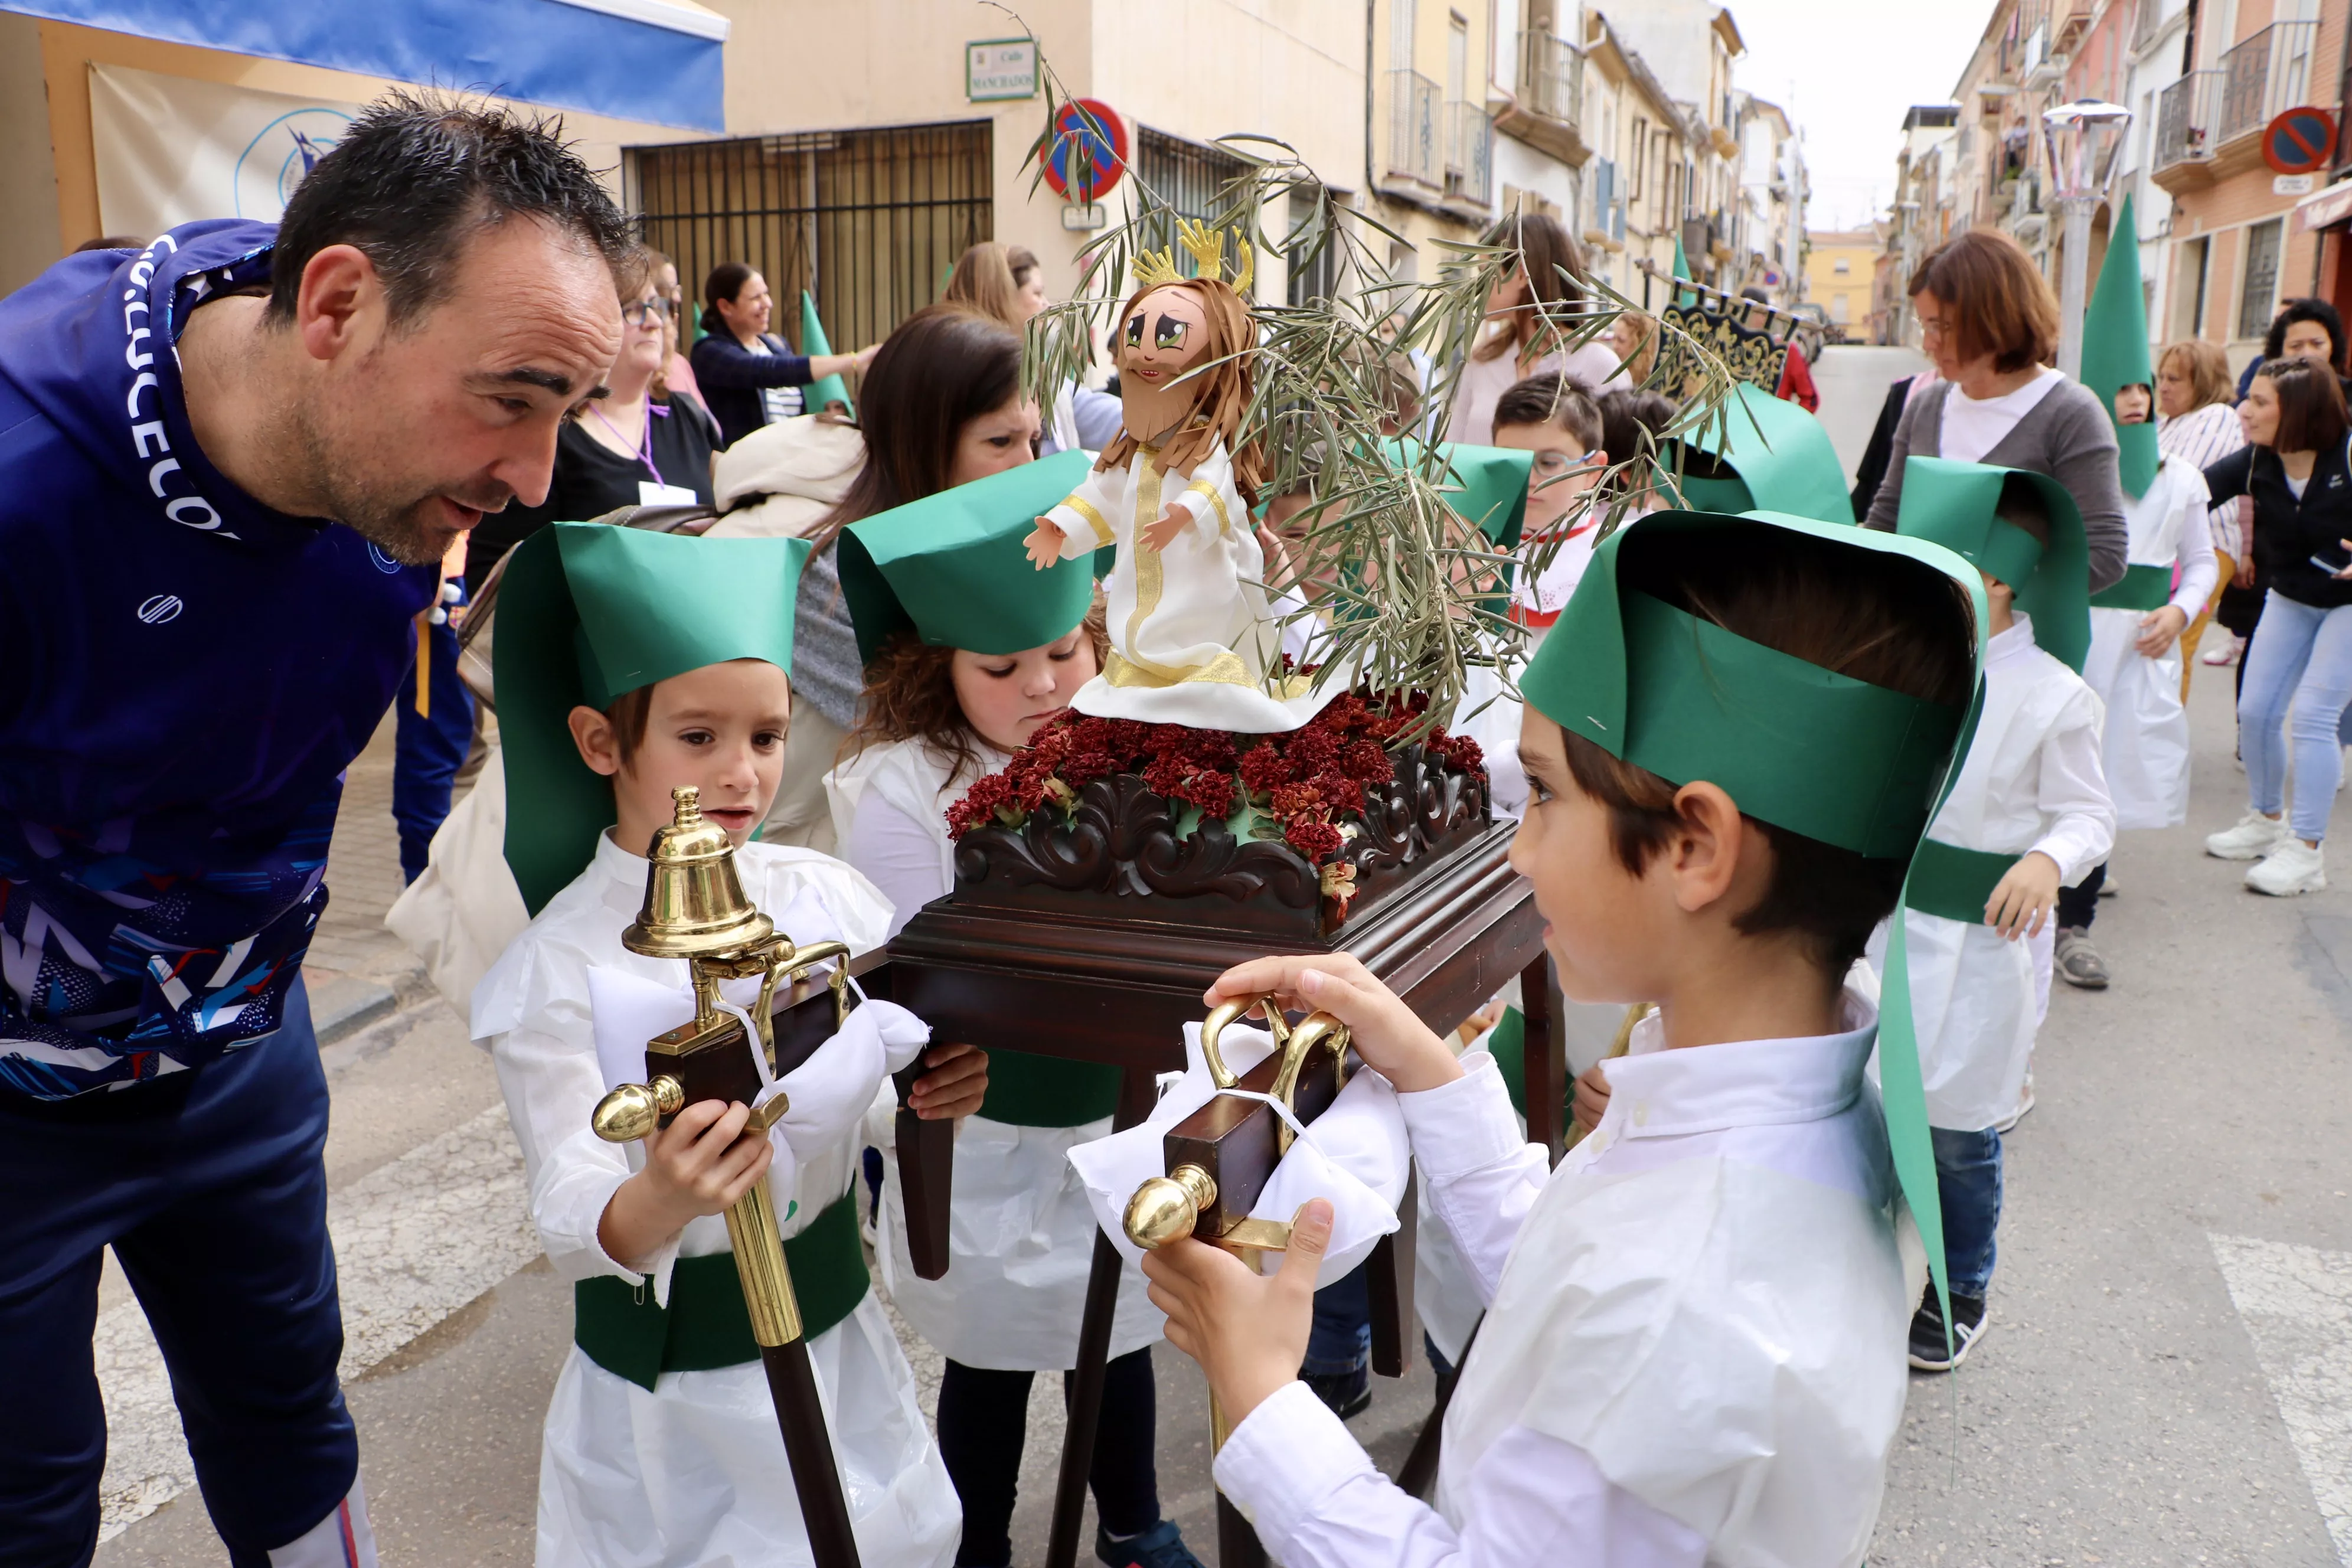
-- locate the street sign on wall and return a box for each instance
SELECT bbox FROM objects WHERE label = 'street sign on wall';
[966,38,1038,101]
[2265,107,2337,175]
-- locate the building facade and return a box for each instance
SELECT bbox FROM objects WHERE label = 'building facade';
[1804,226,1881,336]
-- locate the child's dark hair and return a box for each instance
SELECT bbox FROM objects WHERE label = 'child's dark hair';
[603,685,658,767]
[846,601,1111,784]
[1596,388,1675,472]
[1494,372,1603,455]
[1559,525,1977,974]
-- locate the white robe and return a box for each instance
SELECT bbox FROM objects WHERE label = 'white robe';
[825,739,1163,1370]
[1879,616,2115,1135]
[1214,993,1913,1567]
[1041,437,1334,731]
[2079,456,2216,830]
[471,833,959,1568]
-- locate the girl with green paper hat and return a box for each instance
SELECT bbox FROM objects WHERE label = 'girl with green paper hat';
[471,522,982,1567]
[1890,458,2114,1369]
[1133,510,1986,1567]
[2061,203,2222,986]
[824,452,1210,1568]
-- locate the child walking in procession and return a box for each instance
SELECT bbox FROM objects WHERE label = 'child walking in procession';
[1138,509,1987,1565]
[471,524,983,1567]
[825,453,1206,1568]
[1892,459,2115,1367]
[2060,204,2216,988]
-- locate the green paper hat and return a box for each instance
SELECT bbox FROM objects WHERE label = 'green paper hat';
[1519,505,1989,1331]
[837,448,1098,664]
[496,523,811,914]
[1894,456,2090,672]
[1381,437,1534,547]
[801,291,852,416]
[1668,381,1854,524]
[2080,194,2158,497]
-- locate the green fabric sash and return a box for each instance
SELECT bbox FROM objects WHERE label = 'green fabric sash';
[1904,837,2017,925]
[978,1046,1122,1128]
[1482,1007,1562,1122]
[2089,564,2173,613]
[573,1191,868,1390]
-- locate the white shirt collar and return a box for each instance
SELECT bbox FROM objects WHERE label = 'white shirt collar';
[1598,988,1879,1140]
[1988,613,2037,665]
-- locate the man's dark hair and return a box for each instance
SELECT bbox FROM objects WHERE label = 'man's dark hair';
[2265,297,2347,371]
[266,90,632,327]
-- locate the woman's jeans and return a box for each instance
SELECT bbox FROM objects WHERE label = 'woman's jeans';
[1932,1125,2004,1301]
[2239,592,2352,843]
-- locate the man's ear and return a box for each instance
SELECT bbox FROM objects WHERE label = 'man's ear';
[569,704,622,778]
[1665,781,1750,914]
[294,243,382,365]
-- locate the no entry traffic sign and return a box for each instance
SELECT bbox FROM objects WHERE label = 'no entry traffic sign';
[1041,99,1128,204]
[2266,107,2338,176]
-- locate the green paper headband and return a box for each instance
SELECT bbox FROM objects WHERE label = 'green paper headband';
[1669,381,1854,525]
[1894,456,2092,672]
[1383,437,1535,547]
[837,448,1098,665]
[497,522,811,914]
[2080,193,2159,497]
[1517,506,1989,1328]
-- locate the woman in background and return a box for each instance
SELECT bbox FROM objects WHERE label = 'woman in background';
[691,261,878,449]
[945,240,1123,455]
[2157,338,2250,677]
[1442,212,1622,447]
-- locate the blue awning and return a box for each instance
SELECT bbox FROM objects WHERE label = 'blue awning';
[2,0,727,131]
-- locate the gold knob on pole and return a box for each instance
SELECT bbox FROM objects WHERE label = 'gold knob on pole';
[592,1075,685,1142]
[1124,1164,1217,1249]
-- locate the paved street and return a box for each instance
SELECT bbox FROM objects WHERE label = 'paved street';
[92,360,2352,1565]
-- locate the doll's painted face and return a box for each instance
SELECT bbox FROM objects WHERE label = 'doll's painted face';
[1118,285,1213,440]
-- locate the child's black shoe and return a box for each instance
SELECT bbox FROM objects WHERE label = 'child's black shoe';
[1302,1362,1371,1419]
[1906,1286,1989,1372]
[1095,1519,1206,1568]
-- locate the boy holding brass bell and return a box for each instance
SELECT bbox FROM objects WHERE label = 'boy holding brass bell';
[1137,509,1988,1566]
[470,522,984,1567]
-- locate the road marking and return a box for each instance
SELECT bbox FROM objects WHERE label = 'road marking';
[96,1106,540,1540]
[2210,1233,2352,1563]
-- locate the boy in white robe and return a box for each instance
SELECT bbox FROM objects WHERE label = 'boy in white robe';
[470,523,982,1567]
[1891,459,2116,1369]
[2057,204,2218,986]
[1130,509,1991,1566]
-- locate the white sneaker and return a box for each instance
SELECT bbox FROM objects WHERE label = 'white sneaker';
[2247,839,2327,896]
[2207,812,2288,860]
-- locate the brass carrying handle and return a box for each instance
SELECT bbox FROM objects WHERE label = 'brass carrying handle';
[1199,996,1283,1090]
[1198,996,1350,1155]
[1122,1162,1295,1256]
[592,1075,686,1142]
[744,936,855,1072]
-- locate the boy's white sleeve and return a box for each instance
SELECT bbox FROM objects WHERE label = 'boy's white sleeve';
[491,1004,682,1299]
[2169,486,2219,619]
[2030,688,2117,886]
[1394,1053,1552,1308]
[1042,465,1121,560]
[1216,1382,1707,1567]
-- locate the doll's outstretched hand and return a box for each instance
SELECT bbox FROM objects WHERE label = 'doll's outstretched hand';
[1143,502,1191,553]
[1205,953,1460,1093]
[1143,1198,1334,1429]
[1025,518,1064,570]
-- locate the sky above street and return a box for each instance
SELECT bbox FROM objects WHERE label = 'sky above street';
[1732,0,2003,231]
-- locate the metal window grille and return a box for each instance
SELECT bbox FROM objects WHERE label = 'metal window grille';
[626,121,993,355]
[1134,126,1260,288]
[2238,217,2285,341]
[1285,183,1343,306]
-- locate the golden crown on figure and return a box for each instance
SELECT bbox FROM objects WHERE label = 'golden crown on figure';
[1130,217,1253,296]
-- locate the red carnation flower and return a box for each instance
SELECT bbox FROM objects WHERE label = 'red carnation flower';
[1269,782,1324,819]
[1285,819,1344,859]
[1179,770,1237,821]
[1238,743,1292,794]
[1342,739,1393,783]
[1312,774,1365,816]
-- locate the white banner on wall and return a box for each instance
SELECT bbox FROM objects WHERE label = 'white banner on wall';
[90,64,364,242]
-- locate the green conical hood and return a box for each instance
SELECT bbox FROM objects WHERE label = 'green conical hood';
[496,523,811,914]
[838,449,1099,664]
[1518,506,1988,1329]
[1669,381,1855,524]
[801,291,852,417]
[2081,195,2158,496]
[1383,438,1536,547]
[1894,456,2090,672]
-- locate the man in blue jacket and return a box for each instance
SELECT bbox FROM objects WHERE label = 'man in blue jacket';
[0,92,629,1566]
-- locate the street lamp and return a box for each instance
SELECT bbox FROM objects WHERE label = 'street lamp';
[2041,99,2132,379]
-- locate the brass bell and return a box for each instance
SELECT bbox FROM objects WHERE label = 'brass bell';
[623,787,775,959]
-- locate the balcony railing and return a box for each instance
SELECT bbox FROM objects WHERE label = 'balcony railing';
[2220,20,2318,145]
[1516,29,1582,126]
[1444,100,1494,208]
[1386,69,1440,188]
[2054,0,2092,50]
[2155,68,2220,170]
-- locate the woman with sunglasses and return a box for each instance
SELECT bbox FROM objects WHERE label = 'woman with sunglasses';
[465,249,725,592]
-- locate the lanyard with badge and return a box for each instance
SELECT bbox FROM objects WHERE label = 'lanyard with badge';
[592,399,699,508]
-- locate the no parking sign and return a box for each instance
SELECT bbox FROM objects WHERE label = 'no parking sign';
[1041,98,1128,204]
[2265,107,2338,176]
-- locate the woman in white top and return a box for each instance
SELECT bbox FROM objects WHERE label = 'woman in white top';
[1441,213,1623,447]
[2157,338,2253,675]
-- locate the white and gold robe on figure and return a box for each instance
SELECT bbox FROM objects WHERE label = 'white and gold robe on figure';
[1041,437,1337,731]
